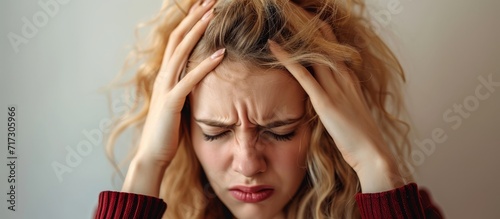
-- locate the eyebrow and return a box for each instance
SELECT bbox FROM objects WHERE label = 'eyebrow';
[194,119,235,129]
[194,117,303,129]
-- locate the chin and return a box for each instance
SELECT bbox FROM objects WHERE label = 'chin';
[225,203,285,219]
[230,210,283,219]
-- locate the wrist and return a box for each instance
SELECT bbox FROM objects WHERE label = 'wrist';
[121,157,168,197]
[355,156,406,193]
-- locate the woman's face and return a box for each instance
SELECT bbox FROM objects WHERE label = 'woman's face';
[190,61,311,219]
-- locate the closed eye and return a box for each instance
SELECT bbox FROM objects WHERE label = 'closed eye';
[203,131,230,142]
[203,131,296,142]
[265,131,296,141]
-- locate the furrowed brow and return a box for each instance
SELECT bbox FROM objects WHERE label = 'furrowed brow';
[261,117,303,129]
[195,116,304,129]
[194,119,235,129]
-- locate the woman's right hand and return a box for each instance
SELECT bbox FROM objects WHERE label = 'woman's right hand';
[121,0,224,197]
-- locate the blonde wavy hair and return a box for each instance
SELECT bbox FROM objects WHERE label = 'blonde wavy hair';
[105,0,414,218]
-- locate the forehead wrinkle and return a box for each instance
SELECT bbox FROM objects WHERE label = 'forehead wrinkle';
[255,71,303,116]
[194,117,235,128]
[192,62,306,128]
[191,79,238,125]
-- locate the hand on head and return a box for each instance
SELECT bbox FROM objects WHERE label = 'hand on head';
[121,0,225,197]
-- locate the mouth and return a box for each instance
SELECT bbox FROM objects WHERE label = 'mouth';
[229,185,274,203]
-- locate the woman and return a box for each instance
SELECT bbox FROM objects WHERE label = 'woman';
[95,0,443,218]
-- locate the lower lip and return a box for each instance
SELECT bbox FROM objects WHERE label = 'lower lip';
[229,189,274,203]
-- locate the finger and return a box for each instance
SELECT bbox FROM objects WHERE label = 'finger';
[268,40,329,106]
[326,63,369,113]
[333,64,363,95]
[188,0,202,14]
[295,8,351,97]
[164,0,216,61]
[170,48,225,98]
[165,8,214,88]
[156,1,213,91]
[312,62,364,108]
[309,16,360,92]
[297,6,337,42]
[312,64,342,97]
[157,8,215,91]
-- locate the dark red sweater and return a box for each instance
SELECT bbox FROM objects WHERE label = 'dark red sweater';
[94,183,443,219]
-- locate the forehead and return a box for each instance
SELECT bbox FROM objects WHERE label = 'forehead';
[189,62,306,121]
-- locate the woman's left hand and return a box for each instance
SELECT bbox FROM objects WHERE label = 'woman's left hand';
[269,32,405,193]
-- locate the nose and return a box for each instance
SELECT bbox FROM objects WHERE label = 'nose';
[231,132,267,177]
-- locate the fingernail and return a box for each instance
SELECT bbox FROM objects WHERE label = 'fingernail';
[202,0,213,7]
[201,9,213,20]
[211,48,225,59]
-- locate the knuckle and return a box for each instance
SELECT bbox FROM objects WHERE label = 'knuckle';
[170,27,187,41]
[169,30,182,42]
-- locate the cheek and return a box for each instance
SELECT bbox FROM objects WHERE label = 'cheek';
[190,125,228,175]
[290,127,311,163]
[272,128,311,174]
[191,125,211,165]
[284,129,311,185]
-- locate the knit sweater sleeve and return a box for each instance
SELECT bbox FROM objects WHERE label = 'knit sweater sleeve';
[355,183,444,219]
[94,183,443,219]
[94,191,166,219]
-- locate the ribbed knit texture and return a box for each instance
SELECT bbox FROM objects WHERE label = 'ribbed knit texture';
[94,191,167,219]
[94,183,443,219]
[355,183,443,219]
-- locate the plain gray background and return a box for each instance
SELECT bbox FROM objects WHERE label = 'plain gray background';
[1,0,499,218]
